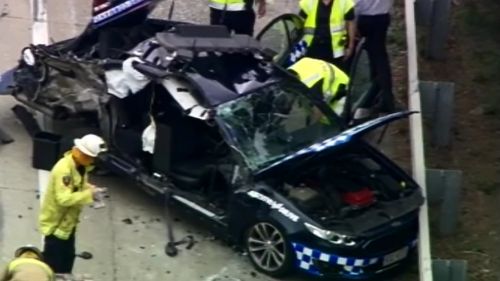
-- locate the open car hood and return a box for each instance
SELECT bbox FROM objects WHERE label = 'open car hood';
[255,111,417,176]
[91,0,159,27]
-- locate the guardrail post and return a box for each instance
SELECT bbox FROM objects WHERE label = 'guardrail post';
[432,259,468,281]
[415,0,434,26]
[426,169,463,236]
[427,0,452,59]
[420,81,455,147]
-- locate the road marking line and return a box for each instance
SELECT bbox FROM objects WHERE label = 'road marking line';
[69,0,77,35]
[31,0,49,45]
[30,0,49,245]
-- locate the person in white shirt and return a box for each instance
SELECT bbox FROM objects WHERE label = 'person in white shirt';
[355,0,396,114]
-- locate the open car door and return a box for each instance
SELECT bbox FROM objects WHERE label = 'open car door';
[256,14,304,67]
[343,38,377,125]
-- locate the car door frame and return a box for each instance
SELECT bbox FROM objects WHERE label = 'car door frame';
[255,13,305,67]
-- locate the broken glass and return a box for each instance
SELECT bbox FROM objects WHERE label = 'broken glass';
[217,80,342,171]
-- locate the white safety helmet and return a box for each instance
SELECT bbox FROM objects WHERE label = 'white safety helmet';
[74,134,107,157]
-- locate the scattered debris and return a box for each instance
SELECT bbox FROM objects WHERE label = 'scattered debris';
[0,4,8,18]
[166,271,170,274]
[206,276,241,281]
[470,106,485,116]
[204,267,242,281]
[122,218,133,224]
[17,215,23,219]
[250,271,257,278]
[75,252,93,260]
[55,273,94,281]
[139,246,145,249]
[28,207,33,210]
[203,235,217,241]
[462,250,490,257]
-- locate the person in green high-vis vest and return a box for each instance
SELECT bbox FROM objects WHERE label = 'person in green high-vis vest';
[289,57,350,121]
[298,0,356,72]
[39,134,107,274]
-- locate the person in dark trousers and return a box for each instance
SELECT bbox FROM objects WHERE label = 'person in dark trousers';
[298,0,356,73]
[209,0,266,36]
[356,0,396,114]
[39,134,107,273]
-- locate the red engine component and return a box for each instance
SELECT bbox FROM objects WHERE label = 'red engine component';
[341,187,375,207]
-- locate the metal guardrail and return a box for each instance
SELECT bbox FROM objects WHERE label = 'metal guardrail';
[404,0,434,280]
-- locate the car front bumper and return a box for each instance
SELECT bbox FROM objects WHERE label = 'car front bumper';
[291,238,418,279]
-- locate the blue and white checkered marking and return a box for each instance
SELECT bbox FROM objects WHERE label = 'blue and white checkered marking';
[285,40,308,67]
[292,239,418,277]
[92,0,151,25]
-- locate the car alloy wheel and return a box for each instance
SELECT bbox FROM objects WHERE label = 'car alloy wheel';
[246,222,292,276]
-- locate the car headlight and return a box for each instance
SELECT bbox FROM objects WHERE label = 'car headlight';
[304,222,357,246]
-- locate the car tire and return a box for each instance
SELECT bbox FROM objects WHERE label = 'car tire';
[244,221,294,277]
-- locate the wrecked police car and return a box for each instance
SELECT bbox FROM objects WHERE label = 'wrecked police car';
[0,5,423,280]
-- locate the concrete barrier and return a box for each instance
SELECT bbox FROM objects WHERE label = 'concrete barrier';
[404,0,434,280]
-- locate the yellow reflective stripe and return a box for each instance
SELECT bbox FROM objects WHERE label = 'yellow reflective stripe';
[332,96,346,115]
[330,25,346,33]
[208,2,246,11]
[304,26,344,35]
[53,227,72,240]
[303,28,315,35]
[8,258,54,279]
[324,63,336,102]
[302,73,322,87]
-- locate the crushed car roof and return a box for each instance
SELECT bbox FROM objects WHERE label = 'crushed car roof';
[131,25,281,108]
[155,25,263,54]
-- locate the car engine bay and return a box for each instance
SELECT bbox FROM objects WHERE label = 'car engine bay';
[278,150,419,230]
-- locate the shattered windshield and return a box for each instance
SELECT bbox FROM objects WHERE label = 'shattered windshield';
[216,80,343,171]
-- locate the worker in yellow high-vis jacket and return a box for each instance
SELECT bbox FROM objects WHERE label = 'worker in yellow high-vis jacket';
[298,0,356,72]
[0,245,54,281]
[289,57,350,118]
[208,0,266,36]
[39,134,107,274]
